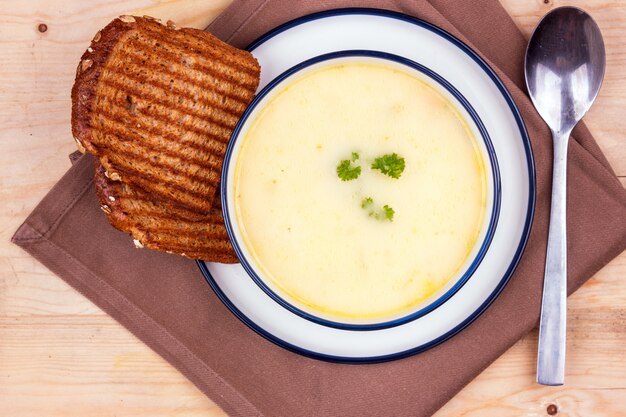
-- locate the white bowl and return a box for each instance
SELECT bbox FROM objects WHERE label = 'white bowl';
[220,50,501,330]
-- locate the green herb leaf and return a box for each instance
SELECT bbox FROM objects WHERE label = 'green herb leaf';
[382,205,395,221]
[351,152,360,161]
[336,159,361,181]
[361,197,395,222]
[371,153,405,179]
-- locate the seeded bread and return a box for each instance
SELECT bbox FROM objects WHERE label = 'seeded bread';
[71,15,260,214]
[94,162,238,263]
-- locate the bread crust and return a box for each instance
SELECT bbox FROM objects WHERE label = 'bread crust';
[72,16,131,155]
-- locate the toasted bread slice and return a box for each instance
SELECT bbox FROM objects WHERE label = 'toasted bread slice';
[94,162,238,263]
[72,15,260,214]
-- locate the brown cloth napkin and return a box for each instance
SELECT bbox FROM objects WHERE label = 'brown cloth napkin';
[12,1,626,416]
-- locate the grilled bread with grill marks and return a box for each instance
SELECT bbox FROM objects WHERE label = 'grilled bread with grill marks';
[72,15,260,214]
[94,162,237,263]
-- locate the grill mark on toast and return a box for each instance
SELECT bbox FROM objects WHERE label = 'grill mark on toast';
[114,215,229,237]
[92,108,225,170]
[144,241,235,255]
[101,61,249,116]
[122,172,214,213]
[121,37,259,92]
[93,128,223,178]
[92,109,227,165]
[98,158,216,214]
[99,147,219,197]
[139,24,259,75]
[94,99,230,147]
[96,164,213,222]
[98,77,238,133]
[140,27,257,75]
[94,161,236,262]
[91,125,223,171]
[130,219,230,236]
[181,29,258,73]
[117,203,206,222]
[90,111,226,160]
[143,234,233,250]
[116,194,222,223]
[97,138,221,185]
[107,48,256,107]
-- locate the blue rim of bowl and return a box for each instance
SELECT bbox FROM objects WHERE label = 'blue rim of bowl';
[196,7,536,363]
[218,49,502,331]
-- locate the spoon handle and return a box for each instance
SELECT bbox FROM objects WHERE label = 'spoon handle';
[537,129,570,386]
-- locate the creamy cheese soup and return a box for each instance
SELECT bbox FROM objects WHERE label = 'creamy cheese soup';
[233,62,487,321]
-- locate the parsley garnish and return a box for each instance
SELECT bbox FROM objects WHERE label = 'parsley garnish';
[361,197,395,222]
[371,153,405,179]
[368,205,395,222]
[336,153,361,181]
[382,205,395,221]
[335,151,399,221]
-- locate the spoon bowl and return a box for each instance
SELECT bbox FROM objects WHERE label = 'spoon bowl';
[524,6,605,386]
[525,6,605,134]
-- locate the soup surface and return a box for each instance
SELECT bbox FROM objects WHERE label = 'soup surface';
[233,61,487,321]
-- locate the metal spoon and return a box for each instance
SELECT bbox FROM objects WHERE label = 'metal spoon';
[525,6,605,386]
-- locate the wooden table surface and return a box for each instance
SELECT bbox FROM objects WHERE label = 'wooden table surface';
[1,1,625,416]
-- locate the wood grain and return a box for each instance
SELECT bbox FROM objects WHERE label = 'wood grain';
[0,0,624,416]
